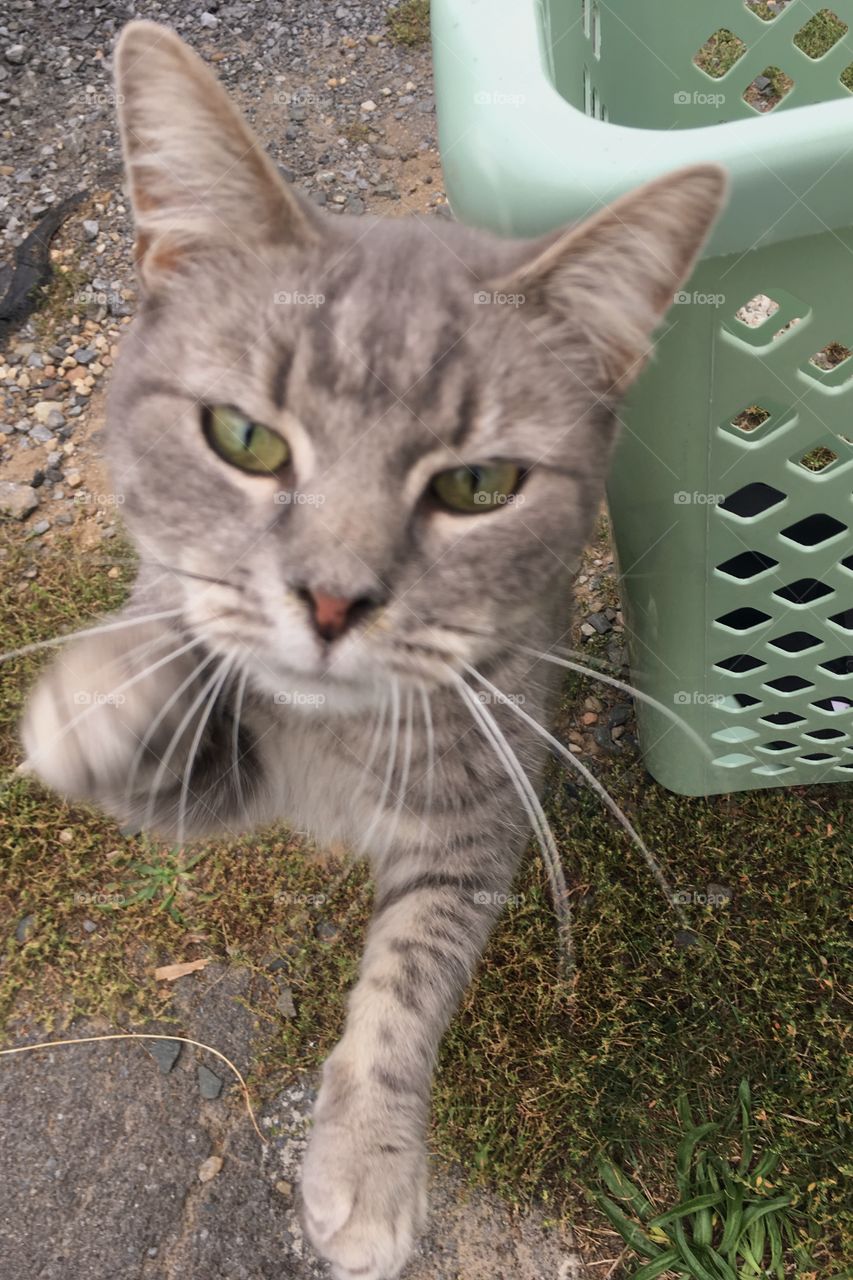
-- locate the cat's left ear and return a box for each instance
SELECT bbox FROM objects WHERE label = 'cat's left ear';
[114,21,320,290]
[492,165,729,396]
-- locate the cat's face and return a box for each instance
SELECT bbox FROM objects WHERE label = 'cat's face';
[108,22,726,712]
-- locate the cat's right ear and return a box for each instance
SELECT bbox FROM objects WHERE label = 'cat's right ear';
[114,21,319,291]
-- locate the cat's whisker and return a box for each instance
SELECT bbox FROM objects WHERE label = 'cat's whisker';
[124,646,220,812]
[177,653,234,848]
[0,608,183,668]
[16,632,208,778]
[418,681,435,826]
[451,672,574,979]
[361,675,401,854]
[351,687,391,807]
[143,652,233,835]
[515,645,711,759]
[386,685,414,854]
[230,664,250,820]
[551,644,618,671]
[139,558,239,590]
[461,661,689,930]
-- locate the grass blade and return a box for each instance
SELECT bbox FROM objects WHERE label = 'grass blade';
[648,1191,723,1229]
[589,1191,662,1259]
[676,1122,718,1196]
[738,1078,754,1175]
[628,1249,687,1280]
[595,1155,655,1221]
[671,1219,725,1280]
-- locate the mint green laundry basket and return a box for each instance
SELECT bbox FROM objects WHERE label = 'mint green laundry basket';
[433,0,853,796]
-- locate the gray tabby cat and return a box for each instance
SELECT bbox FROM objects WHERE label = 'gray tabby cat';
[20,21,727,1280]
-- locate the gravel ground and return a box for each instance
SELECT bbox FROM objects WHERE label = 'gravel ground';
[0,966,589,1280]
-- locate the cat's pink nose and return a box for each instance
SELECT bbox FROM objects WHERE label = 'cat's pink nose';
[299,589,373,642]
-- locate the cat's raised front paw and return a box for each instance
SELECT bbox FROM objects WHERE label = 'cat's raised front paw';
[301,1115,427,1280]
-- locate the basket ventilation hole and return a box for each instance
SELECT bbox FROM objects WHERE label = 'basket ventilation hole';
[798,446,839,472]
[799,752,837,762]
[769,631,821,653]
[842,63,853,91]
[765,675,814,693]
[820,656,853,675]
[763,740,796,751]
[712,726,758,744]
[793,9,848,59]
[805,728,846,741]
[746,1,783,21]
[715,653,765,674]
[720,482,786,518]
[808,340,853,371]
[843,555,853,573]
[718,693,762,711]
[716,550,778,579]
[731,404,771,433]
[780,513,847,546]
[829,608,853,631]
[712,752,754,768]
[774,577,833,604]
[760,711,804,726]
[743,67,795,112]
[735,294,780,328]
[694,30,747,79]
[716,607,771,630]
[811,696,853,713]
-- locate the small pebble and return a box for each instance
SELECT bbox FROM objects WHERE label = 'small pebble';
[198,1155,223,1182]
[148,1038,182,1073]
[15,914,36,943]
[198,1065,223,1099]
[276,986,297,1018]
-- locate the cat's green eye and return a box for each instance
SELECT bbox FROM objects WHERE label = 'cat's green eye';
[430,461,522,513]
[203,405,290,474]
